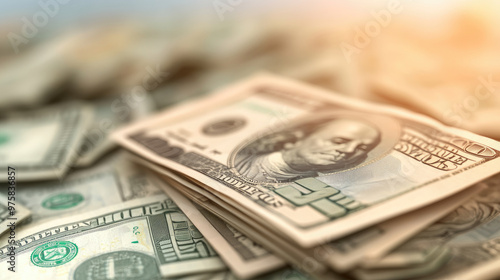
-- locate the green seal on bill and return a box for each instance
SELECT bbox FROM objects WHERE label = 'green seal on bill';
[31,241,78,267]
[73,251,161,280]
[42,193,84,210]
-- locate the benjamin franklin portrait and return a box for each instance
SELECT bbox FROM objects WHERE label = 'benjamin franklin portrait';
[230,112,397,184]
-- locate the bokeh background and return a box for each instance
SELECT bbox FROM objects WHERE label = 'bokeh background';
[1,0,500,139]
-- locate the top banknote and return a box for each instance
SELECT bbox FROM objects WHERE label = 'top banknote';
[113,74,500,247]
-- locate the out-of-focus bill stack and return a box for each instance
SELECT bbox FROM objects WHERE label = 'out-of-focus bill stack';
[113,74,500,280]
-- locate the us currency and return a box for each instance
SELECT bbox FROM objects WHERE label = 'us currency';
[0,195,226,279]
[160,179,285,279]
[0,194,30,237]
[136,157,340,279]
[131,152,485,273]
[12,155,162,227]
[0,102,91,182]
[154,164,492,280]
[74,95,155,167]
[160,176,344,280]
[113,73,500,247]
[353,172,500,280]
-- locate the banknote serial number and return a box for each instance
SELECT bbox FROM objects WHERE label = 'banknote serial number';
[6,166,17,272]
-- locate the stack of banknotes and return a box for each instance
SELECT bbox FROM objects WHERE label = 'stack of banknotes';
[2,73,500,280]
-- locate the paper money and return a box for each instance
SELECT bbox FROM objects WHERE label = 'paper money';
[130,152,485,273]
[127,155,333,277]
[353,173,500,280]
[113,73,500,247]
[13,155,162,227]
[160,180,285,279]
[160,176,344,280]
[0,195,226,279]
[0,103,91,182]
[144,156,490,280]
[128,154,329,277]
[0,194,30,237]
[130,157,344,279]
[74,96,154,167]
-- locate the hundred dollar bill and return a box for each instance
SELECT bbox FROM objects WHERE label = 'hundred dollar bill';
[0,103,91,182]
[353,173,500,280]
[0,194,30,237]
[160,176,344,280]
[161,180,285,279]
[74,96,154,167]
[131,156,343,279]
[113,73,500,247]
[131,152,484,273]
[126,155,329,277]
[0,195,226,279]
[14,155,162,227]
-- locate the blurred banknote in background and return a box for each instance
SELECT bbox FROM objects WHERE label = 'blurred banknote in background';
[0,103,91,182]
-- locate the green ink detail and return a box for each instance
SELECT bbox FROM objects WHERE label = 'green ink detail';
[0,134,9,145]
[131,241,138,244]
[42,193,84,210]
[31,241,78,267]
[73,251,160,280]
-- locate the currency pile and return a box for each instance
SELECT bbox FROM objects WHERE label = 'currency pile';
[111,74,500,280]
[2,19,500,279]
[2,70,500,279]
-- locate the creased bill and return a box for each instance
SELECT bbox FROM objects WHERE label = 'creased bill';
[113,73,500,247]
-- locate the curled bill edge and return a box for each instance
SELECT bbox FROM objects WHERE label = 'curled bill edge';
[159,178,286,279]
